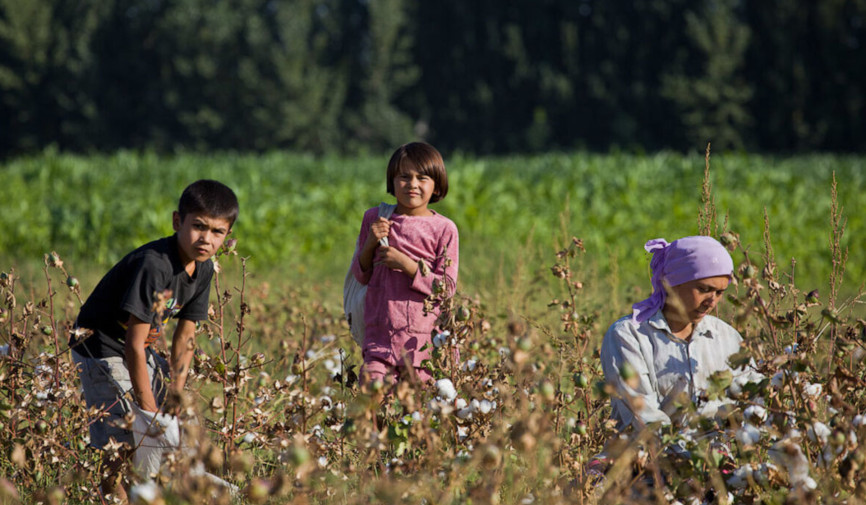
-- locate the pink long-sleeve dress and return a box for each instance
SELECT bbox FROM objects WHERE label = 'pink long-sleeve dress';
[351,207,459,377]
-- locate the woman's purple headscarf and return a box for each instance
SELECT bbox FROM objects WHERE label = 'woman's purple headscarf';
[631,236,734,323]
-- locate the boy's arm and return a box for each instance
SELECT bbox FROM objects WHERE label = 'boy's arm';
[124,315,160,413]
[170,319,197,393]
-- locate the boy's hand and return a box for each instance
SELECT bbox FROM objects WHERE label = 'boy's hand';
[375,246,418,277]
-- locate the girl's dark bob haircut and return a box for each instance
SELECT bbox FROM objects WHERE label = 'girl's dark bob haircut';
[386,142,448,203]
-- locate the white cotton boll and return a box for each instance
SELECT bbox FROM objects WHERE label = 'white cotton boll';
[770,439,813,490]
[804,383,822,398]
[771,370,801,389]
[849,430,858,446]
[0,345,8,356]
[456,406,474,420]
[436,379,458,402]
[803,477,817,490]
[317,456,328,468]
[754,463,777,486]
[470,399,480,411]
[744,405,768,423]
[784,343,799,354]
[822,444,842,466]
[461,359,477,372]
[432,331,450,348]
[478,400,495,415]
[454,398,467,410]
[324,359,340,376]
[411,411,422,422]
[808,422,831,445]
[697,399,727,418]
[854,414,866,427]
[130,481,160,504]
[428,399,454,416]
[770,371,785,389]
[736,423,762,447]
[679,428,697,444]
[457,426,468,441]
[34,364,53,376]
[728,376,745,396]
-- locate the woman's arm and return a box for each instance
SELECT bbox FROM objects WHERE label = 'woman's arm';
[601,324,671,430]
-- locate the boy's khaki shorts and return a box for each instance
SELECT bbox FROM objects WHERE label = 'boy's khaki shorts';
[72,348,170,449]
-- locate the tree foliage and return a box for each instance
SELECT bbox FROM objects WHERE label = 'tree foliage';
[0,0,864,155]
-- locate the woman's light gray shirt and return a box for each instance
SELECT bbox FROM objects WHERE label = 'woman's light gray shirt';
[601,310,758,430]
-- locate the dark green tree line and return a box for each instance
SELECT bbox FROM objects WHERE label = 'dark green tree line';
[1,0,864,156]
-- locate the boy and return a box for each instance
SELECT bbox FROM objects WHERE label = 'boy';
[69,179,238,500]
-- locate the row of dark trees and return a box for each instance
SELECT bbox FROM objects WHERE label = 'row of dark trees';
[1,0,864,156]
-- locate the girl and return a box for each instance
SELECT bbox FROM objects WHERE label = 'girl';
[350,142,459,385]
[600,236,760,431]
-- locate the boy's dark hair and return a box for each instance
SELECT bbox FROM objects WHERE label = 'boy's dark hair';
[178,180,239,226]
[386,142,448,203]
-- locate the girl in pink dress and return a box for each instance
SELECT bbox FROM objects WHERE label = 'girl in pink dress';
[350,142,459,385]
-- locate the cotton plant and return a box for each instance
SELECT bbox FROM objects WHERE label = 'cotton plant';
[5,192,866,505]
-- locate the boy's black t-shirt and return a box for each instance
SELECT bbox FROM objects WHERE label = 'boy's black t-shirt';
[71,235,213,359]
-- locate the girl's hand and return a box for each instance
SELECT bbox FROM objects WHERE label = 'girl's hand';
[375,246,418,277]
[365,217,391,248]
[359,217,391,272]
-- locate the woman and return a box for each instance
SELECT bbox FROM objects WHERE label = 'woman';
[601,236,758,431]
